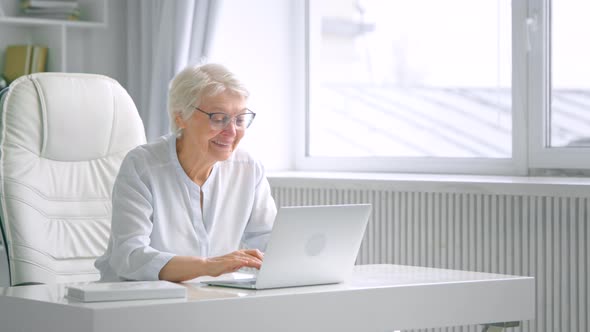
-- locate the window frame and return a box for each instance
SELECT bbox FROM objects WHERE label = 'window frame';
[528,0,590,169]
[297,0,589,176]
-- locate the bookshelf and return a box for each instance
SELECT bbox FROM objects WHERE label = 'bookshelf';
[0,0,109,75]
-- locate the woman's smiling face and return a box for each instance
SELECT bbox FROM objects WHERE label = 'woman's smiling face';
[177,90,248,163]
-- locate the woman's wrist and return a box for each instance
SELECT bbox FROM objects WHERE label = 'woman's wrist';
[195,256,209,276]
[158,255,208,282]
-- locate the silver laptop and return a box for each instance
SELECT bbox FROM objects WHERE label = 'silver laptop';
[204,204,371,289]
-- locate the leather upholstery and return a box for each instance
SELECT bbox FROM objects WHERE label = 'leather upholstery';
[0,73,146,285]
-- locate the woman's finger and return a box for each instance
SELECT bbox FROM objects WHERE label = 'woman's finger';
[241,249,264,260]
[240,256,262,269]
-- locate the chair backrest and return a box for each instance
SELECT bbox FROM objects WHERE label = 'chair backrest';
[0,73,146,286]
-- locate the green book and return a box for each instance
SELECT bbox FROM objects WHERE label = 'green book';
[30,45,48,74]
[3,44,48,84]
[3,45,33,84]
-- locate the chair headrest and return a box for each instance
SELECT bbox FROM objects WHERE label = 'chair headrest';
[2,73,145,161]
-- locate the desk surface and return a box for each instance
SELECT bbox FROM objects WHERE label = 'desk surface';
[0,264,534,332]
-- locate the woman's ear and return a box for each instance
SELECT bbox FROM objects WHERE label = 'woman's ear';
[175,114,186,129]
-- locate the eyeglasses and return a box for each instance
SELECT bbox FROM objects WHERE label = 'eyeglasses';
[194,107,256,130]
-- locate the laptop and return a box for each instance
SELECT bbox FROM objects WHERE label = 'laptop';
[204,204,371,289]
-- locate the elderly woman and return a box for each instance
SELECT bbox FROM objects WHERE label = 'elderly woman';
[95,63,277,282]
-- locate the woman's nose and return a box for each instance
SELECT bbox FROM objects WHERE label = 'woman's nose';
[222,119,238,134]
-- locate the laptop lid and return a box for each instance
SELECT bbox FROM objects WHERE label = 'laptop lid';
[205,204,372,289]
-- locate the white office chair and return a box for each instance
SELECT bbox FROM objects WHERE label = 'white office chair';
[0,73,146,286]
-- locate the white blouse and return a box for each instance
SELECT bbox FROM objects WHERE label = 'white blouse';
[95,134,277,281]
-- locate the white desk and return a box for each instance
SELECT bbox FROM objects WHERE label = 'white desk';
[0,264,534,332]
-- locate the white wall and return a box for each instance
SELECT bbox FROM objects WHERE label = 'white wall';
[65,0,128,84]
[208,0,297,170]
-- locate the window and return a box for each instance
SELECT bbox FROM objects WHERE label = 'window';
[301,0,590,174]
[549,0,590,148]
[528,0,590,169]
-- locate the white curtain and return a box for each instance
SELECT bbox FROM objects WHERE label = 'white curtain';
[126,0,219,141]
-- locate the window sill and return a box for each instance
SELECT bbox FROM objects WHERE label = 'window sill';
[267,171,590,197]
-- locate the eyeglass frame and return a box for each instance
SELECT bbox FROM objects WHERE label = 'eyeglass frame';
[193,107,257,130]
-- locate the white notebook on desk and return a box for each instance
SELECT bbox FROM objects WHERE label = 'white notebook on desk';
[66,280,187,302]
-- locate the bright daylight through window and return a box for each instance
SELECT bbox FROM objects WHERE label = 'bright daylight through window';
[550,1,590,148]
[309,0,512,158]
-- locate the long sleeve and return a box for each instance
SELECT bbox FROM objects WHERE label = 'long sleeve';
[102,156,175,281]
[96,149,174,280]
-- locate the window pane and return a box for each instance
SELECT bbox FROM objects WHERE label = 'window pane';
[551,0,590,147]
[309,0,512,158]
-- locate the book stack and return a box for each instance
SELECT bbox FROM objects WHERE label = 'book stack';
[21,0,80,21]
[2,45,48,84]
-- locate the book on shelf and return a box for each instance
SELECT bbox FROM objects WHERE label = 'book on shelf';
[3,45,48,84]
[30,46,48,74]
[21,0,80,20]
[22,11,81,20]
[21,0,78,10]
[24,7,80,15]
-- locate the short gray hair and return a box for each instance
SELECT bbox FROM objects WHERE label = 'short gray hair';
[167,63,249,135]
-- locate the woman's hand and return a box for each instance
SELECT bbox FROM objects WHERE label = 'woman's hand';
[204,249,264,277]
[158,249,264,282]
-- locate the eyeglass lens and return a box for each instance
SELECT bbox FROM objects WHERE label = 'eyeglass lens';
[209,113,255,130]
